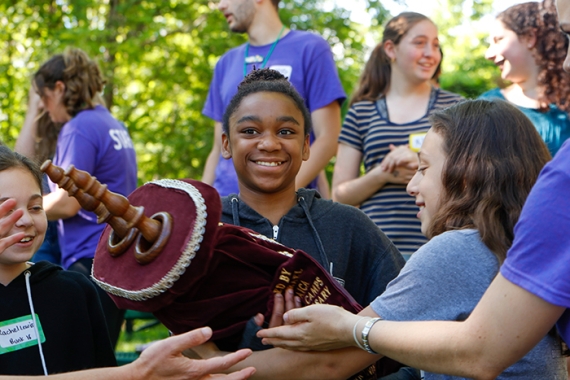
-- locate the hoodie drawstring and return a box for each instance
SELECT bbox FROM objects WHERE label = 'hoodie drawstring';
[297,196,332,275]
[24,271,48,376]
[230,196,241,226]
[229,194,334,276]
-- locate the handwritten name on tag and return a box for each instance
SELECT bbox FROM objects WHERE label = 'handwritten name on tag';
[0,315,45,355]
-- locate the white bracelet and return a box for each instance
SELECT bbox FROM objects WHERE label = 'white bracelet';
[352,317,368,351]
[361,317,382,354]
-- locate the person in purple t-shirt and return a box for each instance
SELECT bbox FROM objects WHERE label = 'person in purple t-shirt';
[202,0,346,197]
[33,47,138,347]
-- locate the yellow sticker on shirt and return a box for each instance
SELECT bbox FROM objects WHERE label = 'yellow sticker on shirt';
[409,132,427,152]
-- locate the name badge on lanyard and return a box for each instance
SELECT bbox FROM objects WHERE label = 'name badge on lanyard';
[0,314,46,355]
[245,55,263,64]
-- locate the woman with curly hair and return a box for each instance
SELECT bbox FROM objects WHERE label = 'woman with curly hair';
[482,0,570,155]
[33,47,138,347]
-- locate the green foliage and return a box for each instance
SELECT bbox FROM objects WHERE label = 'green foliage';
[0,0,504,182]
[0,0,381,183]
[116,319,169,354]
[433,0,499,98]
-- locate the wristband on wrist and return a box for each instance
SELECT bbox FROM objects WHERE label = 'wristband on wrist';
[361,317,382,354]
[352,317,368,351]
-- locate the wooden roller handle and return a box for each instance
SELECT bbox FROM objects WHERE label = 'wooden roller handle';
[40,160,131,238]
[65,165,172,264]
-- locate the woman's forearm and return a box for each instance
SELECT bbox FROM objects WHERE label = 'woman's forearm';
[15,92,42,159]
[332,167,388,205]
[229,346,379,380]
[367,275,565,379]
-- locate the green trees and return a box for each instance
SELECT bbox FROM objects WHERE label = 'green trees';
[434,0,500,98]
[0,0,497,183]
[1,0,374,182]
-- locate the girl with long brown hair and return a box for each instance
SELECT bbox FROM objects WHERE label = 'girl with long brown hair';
[256,100,567,379]
[332,12,462,258]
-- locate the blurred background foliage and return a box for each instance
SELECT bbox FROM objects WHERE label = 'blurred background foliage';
[0,0,500,183]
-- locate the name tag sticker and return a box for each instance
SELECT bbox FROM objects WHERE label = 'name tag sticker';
[245,55,263,64]
[409,132,427,152]
[0,315,45,355]
[269,65,292,80]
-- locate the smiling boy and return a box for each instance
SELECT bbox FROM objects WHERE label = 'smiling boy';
[219,69,404,309]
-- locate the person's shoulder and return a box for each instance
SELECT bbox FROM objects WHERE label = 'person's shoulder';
[347,100,377,114]
[216,43,247,65]
[223,41,247,55]
[51,269,98,293]
[430,228,480,244]
[478,88,503,100]
[73,105,109,120]
[435,88,464,103]
[285,30,330,51]
[287,29,326,42]
[66,106,118,133]
[29,262,97,295]
[416,229,494,265]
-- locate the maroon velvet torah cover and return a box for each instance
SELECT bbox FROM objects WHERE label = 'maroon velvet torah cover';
[92,179,400,379]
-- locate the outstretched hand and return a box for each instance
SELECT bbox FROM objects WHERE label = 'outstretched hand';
[130,327,255,380]
[256,304,359,351]
[0,199,25,255]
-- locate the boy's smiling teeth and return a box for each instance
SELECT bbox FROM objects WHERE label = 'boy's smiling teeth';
[20,237,32,243]
[256,161,283,167]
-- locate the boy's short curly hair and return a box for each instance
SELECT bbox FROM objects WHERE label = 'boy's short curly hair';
[222,68,312,137]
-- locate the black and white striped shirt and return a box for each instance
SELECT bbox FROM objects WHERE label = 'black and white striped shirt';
[339,88,463,255]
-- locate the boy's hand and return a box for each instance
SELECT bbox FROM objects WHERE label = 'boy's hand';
[254,288,302,328]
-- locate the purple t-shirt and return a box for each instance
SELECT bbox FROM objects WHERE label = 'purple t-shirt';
[49,105,138,269]
[202,29,346,196]
[501,139,570,343]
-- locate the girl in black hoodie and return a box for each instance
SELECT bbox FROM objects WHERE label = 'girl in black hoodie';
[0,145,115,375]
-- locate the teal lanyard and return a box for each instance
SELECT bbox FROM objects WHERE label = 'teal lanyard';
[243,25,286,77]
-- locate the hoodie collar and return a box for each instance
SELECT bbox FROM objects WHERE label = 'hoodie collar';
[223,188,321,224]
[2,261,60,288]
[223,189,330,272]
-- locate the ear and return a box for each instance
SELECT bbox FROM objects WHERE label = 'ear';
[302,134,310,161]
[383,40,397,62]
[524,28,537,49]
[221,132,232,159]
[54,80,66,95]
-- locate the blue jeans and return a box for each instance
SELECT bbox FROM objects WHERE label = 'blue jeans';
[379,367,421,380]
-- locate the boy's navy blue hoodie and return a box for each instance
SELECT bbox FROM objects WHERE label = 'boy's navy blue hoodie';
[222,188,405,307]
